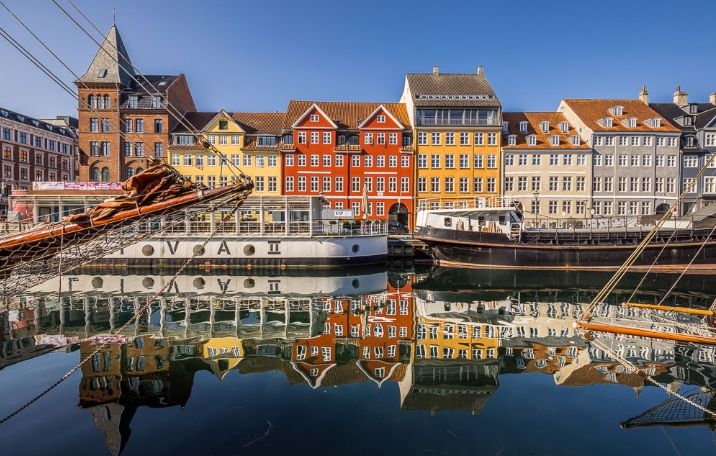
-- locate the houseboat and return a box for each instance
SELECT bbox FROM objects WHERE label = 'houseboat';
[414,197,716,271]
[8,188,388,269]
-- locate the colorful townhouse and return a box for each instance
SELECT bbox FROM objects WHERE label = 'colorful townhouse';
[280,101,414,226]
[168,110,284,194]
[400,66,503,210]
[650,87,716,214]
[501,112,592,227]
[559,98,681,217]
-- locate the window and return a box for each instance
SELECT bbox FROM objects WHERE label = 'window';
[487,155,496,168]
[364,176,372,192]
[445,177,454,192]
[459,132,469,145]
[154,142,163,157]
[310,154,319,167]
[389,133,398,145]
[487,132,497,145]
[128,95,138,108]
[431,132,440,145]
[683,178,696,193]
[630,154,640,166]
[323,154,331,167]
[335,176,343,192]
[322,132,331,144]
[401,177,409,192]
[487,177,496,192]
[364,132,374,145]
[531,176,541,192]
[298,131,306,144]
[550,135,560,146]
[219,135,228,145]
[430,154,440,168]
[376,155,385,167]
[309,132,319,144]
[377,133,385,144]
[630,177,639,192]
[418,132,427,145]
[135,142,144,157]
[474,132,484,145]
[101,141,110,156]
[445,132,455,145]
[376,177,385,192]
[445,154,454,168]
[642,177,651,192]
[474,154,483,168]
[563,154,572,165]
[549,176,558,191]
[562,176,572,191]
[576,176,585,192]
[705,177,716,194]
[548,200,557,214]
[135,119,144,133]
[90,118,99,132]
[364,155,372,167]
[376,114,385,123]
[505,177,514,192]
[473,177,483,192]
[642,154,652,166]
[430,177,440,193]
[154,119,163,133]
[549,154,558,166]
[684,155,698,167]
[417,177,426,193]
[322,176,331,192]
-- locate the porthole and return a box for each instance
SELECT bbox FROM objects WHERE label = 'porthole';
[142,277,154,289]
[142,245,154,256]
[243,278,255,289]
[352,279,360,289]
[193,245,205,256]
[244,244,255,256]
[91,277,103,289]
[352,244,360,253]
[193,277,206,289]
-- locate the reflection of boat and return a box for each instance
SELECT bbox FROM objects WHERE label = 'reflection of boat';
[621,390,716,429]
[414,202,716,271]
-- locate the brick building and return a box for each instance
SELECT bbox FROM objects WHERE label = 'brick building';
[0,107,77,215]
[281,101,414,226]
[76,25,195,182]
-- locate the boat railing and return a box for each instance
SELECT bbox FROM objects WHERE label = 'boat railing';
[417,196,517,211]
[159,218,388,238]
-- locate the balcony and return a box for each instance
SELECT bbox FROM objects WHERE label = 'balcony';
[416,117,500,127]
[334,144,362,153]
[279,142,295,152]
[400,145,415,153]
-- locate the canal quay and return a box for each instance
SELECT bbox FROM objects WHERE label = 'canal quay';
[0,267,714,455]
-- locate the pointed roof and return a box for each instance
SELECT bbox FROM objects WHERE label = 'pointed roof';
[77,25,135,87]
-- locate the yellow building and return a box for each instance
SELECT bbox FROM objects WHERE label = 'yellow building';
[400,67,503,209]
[202,336,245,379]
[415,315,501,361]
[168,110,284,195]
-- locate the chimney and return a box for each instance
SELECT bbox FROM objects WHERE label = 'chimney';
[710,92,716,106]
[673,86,688,107]
[477,66,484,75]
[639,85,649,104]
[432,65,439,75]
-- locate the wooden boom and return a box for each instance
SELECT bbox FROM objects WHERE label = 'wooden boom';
[576,320,716,346]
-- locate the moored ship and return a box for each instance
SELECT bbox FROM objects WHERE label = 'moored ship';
[414,197,716,271]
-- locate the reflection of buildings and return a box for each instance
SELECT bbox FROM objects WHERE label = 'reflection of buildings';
[3,270,716,454]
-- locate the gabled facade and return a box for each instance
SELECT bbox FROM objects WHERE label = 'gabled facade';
[401,67,503,209]
[281,101,414,226]
[501,112,592,227]
[169,110,283,195]
[650,88,716,214]
[559,98,681,217]
[76,25,195,182]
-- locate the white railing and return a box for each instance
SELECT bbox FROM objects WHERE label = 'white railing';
[417,196,517,211]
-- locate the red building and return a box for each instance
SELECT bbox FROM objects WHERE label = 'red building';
[281,101,414,228]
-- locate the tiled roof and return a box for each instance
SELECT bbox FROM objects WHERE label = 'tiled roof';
[232,112,285,135]
[170,112,218,134]
[561,99,680,133]
[405,72,501,107]
[650,102,716,131]
[284,101,410,130]
[502,112,590,150]
[76,25,135,87]
[0,107,76,138]
[117,76,180,109]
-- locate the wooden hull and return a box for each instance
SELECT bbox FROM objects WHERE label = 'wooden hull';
[416,227,716,272]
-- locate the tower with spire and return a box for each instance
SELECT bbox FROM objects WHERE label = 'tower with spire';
[76,25,196,182]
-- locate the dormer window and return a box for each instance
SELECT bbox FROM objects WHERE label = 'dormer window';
[627,117,637,128]
[609,106,624,116]
[571,135,580,146]
[17,115,24,122]
[502,121,509,133]
[128,95,139,109]
[151,96,162,109]
[376,115,386,123]
[527,135,537,146]
[0,110,7,117]
[601,117,613,128]
[519,121,528,133]
[507,135,517,146]
[32,120,39,127]
[683,116,693,126]
[560,121,569,133]
[309,114,319,122]
[540,121,550,133]
[689,104,698,114]
[218,120,228,130]
[550,135,560,146]
[649,118,661,128]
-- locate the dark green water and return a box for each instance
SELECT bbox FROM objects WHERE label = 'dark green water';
[0,267,714,455]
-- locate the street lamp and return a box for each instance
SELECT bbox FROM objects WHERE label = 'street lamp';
[532,191,540,228]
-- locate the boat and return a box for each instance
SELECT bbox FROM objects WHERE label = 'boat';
[0,159,253,295]
[414,197,716,271]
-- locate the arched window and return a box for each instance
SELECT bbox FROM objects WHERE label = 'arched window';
[88,95,96,109]
[97,95,104,110]
[134,167,143,174]
[101,167,110,182]
[90,166,99,182]
[104,95,111,109]
[126,167,134,178]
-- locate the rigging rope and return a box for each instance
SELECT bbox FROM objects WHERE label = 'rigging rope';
[0,198,242,426]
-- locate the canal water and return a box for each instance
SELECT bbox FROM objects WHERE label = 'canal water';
[0,267,714,455]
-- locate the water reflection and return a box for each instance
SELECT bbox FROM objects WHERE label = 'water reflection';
[2,267,716,455]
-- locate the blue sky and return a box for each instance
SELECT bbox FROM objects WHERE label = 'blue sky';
[1,0,715,119]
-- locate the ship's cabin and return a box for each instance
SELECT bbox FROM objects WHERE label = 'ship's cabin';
[415,206,521,237]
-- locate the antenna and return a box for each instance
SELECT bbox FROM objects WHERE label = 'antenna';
[112,0,116,25]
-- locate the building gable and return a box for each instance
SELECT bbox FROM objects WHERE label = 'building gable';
[204,110,245,134]
[292,104,337,129]
[358,105,405,130]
